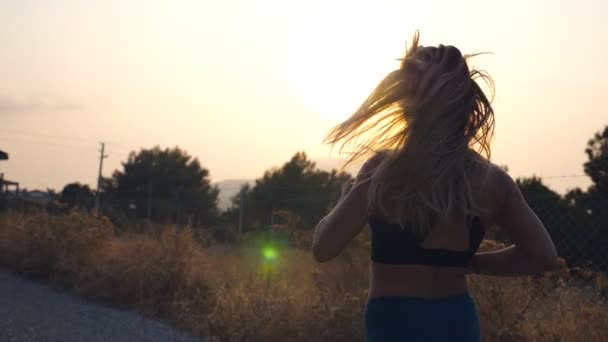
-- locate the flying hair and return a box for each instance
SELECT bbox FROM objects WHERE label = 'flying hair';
[325,31,496,236]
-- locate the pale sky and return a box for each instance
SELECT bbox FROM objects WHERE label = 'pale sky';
[1,0,606,194]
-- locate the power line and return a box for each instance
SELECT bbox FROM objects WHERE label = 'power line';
[0,128,95,144]
[0,133,138,158]
[541,174,588,179]
[0,129,135,154]
[0,136,97,151]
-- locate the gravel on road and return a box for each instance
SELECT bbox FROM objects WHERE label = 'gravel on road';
[0,269,203,342]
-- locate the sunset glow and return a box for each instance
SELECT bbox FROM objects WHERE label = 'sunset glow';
[287,2,403,121]
[0,0,606,194]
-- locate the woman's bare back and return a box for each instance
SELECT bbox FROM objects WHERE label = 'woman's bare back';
[368,160,507,299]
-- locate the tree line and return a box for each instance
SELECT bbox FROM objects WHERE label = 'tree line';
[54,127,608,270]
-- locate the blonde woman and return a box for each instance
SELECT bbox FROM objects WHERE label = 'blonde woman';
[312,33,558,341]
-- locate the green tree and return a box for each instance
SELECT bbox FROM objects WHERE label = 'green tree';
[585,126,608,195]
[59,182,94,209]
[107,146,219,225]
[227,152,352,231]
[580,126,608,269]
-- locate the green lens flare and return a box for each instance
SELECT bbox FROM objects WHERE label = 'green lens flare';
[262,246,277,261]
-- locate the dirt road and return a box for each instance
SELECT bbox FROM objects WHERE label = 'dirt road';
[0,270,202,342]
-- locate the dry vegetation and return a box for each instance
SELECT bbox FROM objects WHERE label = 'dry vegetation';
[0,210,606,341]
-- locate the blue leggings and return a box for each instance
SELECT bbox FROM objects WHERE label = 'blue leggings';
[365,293,481,342]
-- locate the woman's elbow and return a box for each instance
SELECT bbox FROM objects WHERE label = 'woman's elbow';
[542,256,560,272]
[312,243,336,263]
[534,253,560,273]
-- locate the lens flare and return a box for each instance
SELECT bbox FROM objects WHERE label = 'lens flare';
[262,246,278,261]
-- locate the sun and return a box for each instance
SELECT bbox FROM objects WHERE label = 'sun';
[287,2,405,122]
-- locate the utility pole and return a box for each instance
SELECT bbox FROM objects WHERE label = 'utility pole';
[95,142,108,212]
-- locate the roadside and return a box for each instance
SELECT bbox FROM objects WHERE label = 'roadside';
[0,269,203,342]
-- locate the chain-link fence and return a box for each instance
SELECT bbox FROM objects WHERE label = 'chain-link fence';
[484,186,608,275]
[2,175,607,276]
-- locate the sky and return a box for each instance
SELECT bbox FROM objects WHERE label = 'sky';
[0,0,606,194]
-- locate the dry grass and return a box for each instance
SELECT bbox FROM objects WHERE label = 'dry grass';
[0,210,606,341]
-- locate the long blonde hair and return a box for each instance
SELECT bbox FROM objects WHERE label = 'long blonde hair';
[325,32,495,236]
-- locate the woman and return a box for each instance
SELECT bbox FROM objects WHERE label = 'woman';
[312,32,559,341]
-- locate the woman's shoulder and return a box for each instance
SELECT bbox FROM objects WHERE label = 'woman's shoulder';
[467,157,515,219]
[359,149,394,170]
[465,149,506,175]
[367,149,392,162]
[356,150,390,182]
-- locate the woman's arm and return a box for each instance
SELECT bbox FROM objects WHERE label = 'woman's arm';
[469,169,559,276]
[470,245,555,276]
[312,155,383,262]
[312,179,370,262]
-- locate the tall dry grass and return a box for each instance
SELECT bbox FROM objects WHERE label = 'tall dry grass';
[0,210,606,341]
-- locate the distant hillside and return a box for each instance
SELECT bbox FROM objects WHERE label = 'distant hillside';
[215,179,254,211]
[215,158,362,211]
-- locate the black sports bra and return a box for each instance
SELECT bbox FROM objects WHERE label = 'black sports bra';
[369,216,485,267]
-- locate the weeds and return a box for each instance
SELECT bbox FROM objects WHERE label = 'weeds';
[0,211,606,341]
